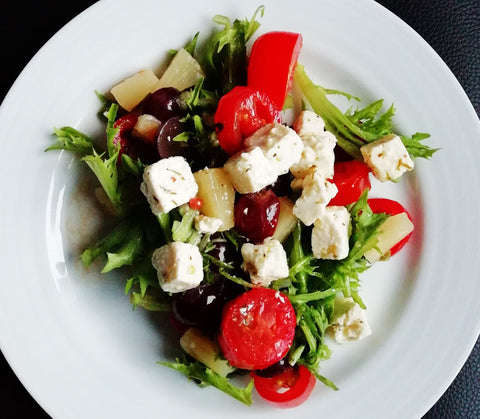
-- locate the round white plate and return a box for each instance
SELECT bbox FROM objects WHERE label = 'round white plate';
[1,0,479,418]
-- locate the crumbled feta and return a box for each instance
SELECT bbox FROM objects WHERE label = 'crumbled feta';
[241,237,289,287]
[360,134,414,182]
[290,132,337,180]
[140,156,198,215]
[243,123,304,176]
[293,110,327,136]
[291,111,337,180]
[223,147,277,194]
[292,170,338,226]
[311,206,350,260]
[328,297,372,343]
[194,214,223,234]
[151,242,203,293]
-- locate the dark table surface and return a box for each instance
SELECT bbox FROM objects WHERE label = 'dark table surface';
[1,1,479,418]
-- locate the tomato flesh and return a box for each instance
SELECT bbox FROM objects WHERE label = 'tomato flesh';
[214,86,280,155]
[329,160,371,207]
[252,365,316,408]
[368,198,413,256]
[247,31,303,110]
[218,287,296,370]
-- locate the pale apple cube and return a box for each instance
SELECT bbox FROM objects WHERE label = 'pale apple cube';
[364,212,414,263]
[131,114,162,143]
[193,167,235,231]
[110,69,159,111]
[153,48,204,92]
[272,197,297,243]
[360,134,414,182]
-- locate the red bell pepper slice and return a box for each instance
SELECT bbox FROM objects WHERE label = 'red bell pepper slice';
[247,31,303,110]
[214,86,280,155]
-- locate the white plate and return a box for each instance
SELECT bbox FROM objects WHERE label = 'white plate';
[1,0,479,418]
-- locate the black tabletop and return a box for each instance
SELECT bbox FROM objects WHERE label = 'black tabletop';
[1,1,479,418]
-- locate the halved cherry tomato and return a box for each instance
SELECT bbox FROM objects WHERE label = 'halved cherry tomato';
[247,31,303,110]
[328,160,371,206]
[218,287,296,370]
[214,86,280,155]
[368,198,413,256]
[252,365,316,408]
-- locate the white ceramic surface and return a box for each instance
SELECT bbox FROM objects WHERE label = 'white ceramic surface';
[0,1,479,418]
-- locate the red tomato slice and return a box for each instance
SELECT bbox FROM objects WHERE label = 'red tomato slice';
[252,365,316,408]
[367,198,413,256]
[218,287,296,370]
[329,160,371,207]
[247,31,303,110]
[214,86,280,155]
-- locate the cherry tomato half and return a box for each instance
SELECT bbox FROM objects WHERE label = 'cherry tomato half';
[328,160,371,207]
[247,31,303,110]
[218,287,296,370]
[214,86,280,155]
[252,365,316,408]
[368,198,413,256]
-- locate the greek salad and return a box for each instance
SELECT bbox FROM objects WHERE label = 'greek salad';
[47,6,437,408]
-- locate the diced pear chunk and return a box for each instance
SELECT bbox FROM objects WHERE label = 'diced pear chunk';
[152,48,204,92]
[180,328,234,377]
[110,69,159,111]
[132,114,162,144]
[272,196,297,243]
[364,212,414,263]
[193,168,235,231]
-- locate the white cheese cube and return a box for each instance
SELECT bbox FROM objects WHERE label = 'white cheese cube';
[312,206,350,260]
[194,214,223,234]
[293,110,327,136]
[140,156,198,215]
[290,132,337,180]
[151,242,203,293]
[223,147,277,194]
[328,297,372,343]
[291,111,337,180]
[243,123,304,176]
[360,134,414,182]
[241,237,289,287]
[292,171,338,226]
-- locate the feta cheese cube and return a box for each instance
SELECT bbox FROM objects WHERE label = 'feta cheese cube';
[140,156,198,215]
[311,206,350,260]
[243,123,304,176]
[291,111,337,180]
[223,147,277,194]
[290,132,337,180]
[151,242,203,293]
[328,296,372,343]
[241,237,289,287]
[292,171,338,226]
[293,110,326,136]
[360,134,414,182]
[194,214,223,234]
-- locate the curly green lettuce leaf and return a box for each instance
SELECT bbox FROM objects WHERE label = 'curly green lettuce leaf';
[47,126,95,155]
[202,6,264,95]
[158,359,253,405]
[294,64,437,161]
